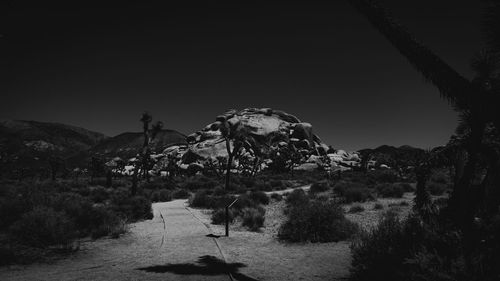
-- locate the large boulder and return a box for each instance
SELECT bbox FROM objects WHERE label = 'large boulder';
[291,123,314,146]
[158,107,337,172]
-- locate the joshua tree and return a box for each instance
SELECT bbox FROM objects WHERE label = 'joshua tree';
[220,120,256,190]
[131,112,164,195]
[349,0,500,274]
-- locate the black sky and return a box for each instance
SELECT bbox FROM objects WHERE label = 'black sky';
[1,1,485,150]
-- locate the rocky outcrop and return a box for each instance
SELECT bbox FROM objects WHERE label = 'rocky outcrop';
[153,108,362,174]
[156,108,330,169]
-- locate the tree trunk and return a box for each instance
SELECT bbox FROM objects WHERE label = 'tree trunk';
[448,120,485,277]
[225,138,232,191]
[482,157,500,216]
[449,121,485,223]
[414,164,431,213]
[131,165,139,196]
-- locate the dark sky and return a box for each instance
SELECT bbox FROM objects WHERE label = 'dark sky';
[1,1,485,150]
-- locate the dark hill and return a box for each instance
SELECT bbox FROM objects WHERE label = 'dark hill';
[0,120,108,178]
[359,145,426,167]
[88,129,187,159]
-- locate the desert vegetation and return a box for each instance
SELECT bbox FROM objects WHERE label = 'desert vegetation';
[0,179,152,265]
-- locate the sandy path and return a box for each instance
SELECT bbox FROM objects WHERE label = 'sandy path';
[0,200,233,281]
[188,185,352,281]
[264,184,311,196]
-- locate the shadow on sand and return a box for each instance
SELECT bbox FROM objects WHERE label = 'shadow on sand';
[136,255,258,281]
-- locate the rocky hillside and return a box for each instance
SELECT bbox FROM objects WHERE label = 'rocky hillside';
[0,120,108,177]
[88,129,187,159]
[156,108,360,173]
[358,145,425,168]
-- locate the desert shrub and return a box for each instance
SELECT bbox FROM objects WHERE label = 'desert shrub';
[0,196,27,229]
[89,186,109,203]
[172,189,190,199]
[333,180,351,196]
[211,208,236,225]
[285,189,309,206]
[310,181,329,194]
[210,195,237,210]
[279,201,358,242]
[270,179,283,188]
[189,190,211,208]
[427,182,448,196]
[9,206,77,248]
[270,193,283,201]
[189,190,236,210]
[241,207,265,231]
[151,189,172,202]
[182,176,218,190]
[89,178,108,187]
[349,204,365,213]
[398,183,414,192]
[232,194,258,211]
[212,186,227,196]
[141,180,175,190]
[349,210,472,281]
[255,180,272,191]
[350,211,408,281]
[249,191,269,205]
[89,206,123,239]
[111,195,153,221]
[334,181,373,202]
[373,203,384,210]
[344,187,373,203]
[142,188,153,199]
[51,193,94,235]
[315,195,330,201]
[376,183,404,198]
[240,177,256,188]
[0,246,16,266]
[368,170,399,184]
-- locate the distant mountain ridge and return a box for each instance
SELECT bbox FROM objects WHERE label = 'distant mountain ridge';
[0,120,109,177]
[88,129,187,159]
[358,145,426,167]
[0,119,107,155]
[0,119,187,177]
[0,116,431,178]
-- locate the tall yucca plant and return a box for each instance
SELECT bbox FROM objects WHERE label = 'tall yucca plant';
[349,0,500,275]
[220,120,257,190]
[349,0,500,122]
[348,0,500,210]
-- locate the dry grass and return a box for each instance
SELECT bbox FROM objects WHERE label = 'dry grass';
[344,192,415,231]
[189,197,351,281]
[186,189,419,280]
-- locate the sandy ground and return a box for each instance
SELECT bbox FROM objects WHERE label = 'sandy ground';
[188,185,352,281]
[0,200,234,281]
[187,187,417,281]
[0,185,416,281]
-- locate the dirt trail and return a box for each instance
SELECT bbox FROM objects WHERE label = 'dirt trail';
[0,185,341,281]
[0,200,233,281]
